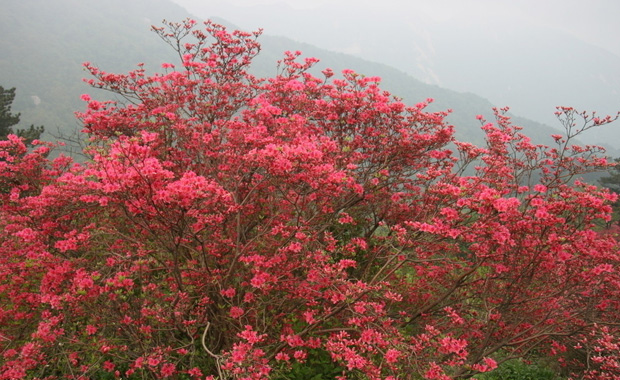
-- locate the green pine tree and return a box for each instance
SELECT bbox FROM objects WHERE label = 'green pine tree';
[600,157,620,194]
[0,85,44,143]
[0,86,21,138]
[599,157,620,227]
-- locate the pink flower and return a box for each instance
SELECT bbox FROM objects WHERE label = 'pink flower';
[238,325,265,344]
[338,212,354,224]
[161,363,176,377]
[534,184,548,193]
[535,207,550,219]
[285,80,305,91]
[250,272,269,288]
[186,367,203,378]
[86,325,97,335]
[100,345,111,353]
[438,336,468,356]
[68,351,79,365]
[230,306,244,318]
[275,352,290,361]
[492,197,520,212]
[472,357,498,372]
[385,348,401,363]
[303,310,316,324]
[484,357,498,370]
[287,241,303,253]
[444,306,465,325]
[221,287,236,298]
[134,357,145,369]
[293,350,307,361]
[530,197,544,207]
[425,362,450,380]
[103,361,115,372]
[230,342,249,363]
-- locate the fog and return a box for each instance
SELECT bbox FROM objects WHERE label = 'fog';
[170,0,620,146]
[172,0,620,56]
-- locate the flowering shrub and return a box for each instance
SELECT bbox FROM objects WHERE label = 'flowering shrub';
[1,19,619,380]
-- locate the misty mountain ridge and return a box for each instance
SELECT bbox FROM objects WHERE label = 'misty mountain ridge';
[1,0,617,159]
[181,0,620,148]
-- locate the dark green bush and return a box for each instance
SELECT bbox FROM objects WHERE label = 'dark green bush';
[272,349,345,380]
[474,359,560,380]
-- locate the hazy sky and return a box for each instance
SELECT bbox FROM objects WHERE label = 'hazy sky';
[171,0,620,57]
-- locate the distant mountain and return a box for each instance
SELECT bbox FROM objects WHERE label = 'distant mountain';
[0,0,604,155]
[0,0,190,135]
[178,1,620,149]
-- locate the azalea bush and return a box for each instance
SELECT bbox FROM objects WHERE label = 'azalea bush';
[1,19,620,380]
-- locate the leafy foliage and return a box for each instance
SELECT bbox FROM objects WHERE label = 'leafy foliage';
[474,359,558,380]
[0,20,619,380]
[273,348,344,380]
